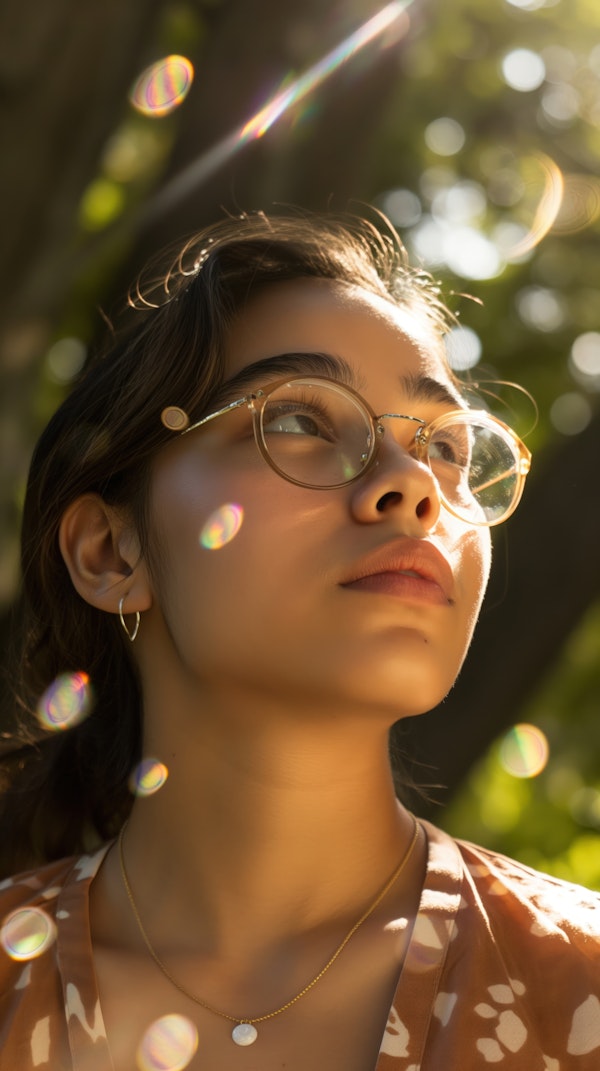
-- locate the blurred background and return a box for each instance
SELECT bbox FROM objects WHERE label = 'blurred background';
[1,0,599,884]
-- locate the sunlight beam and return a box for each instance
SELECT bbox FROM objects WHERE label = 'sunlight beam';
[145,1,413,223]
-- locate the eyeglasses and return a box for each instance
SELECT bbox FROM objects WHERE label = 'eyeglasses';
[163,375,531,526]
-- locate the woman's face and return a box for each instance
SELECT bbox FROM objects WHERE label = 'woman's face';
[146,279,492,722]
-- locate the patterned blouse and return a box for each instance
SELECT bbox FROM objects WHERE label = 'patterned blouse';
[1,821,599,1070]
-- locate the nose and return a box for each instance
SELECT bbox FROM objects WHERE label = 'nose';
[349,435,442,532]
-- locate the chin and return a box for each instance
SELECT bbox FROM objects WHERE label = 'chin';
[367,641,463,710]
[327,657,457,723]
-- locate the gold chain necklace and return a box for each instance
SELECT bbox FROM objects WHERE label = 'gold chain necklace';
[118,818,419,1047]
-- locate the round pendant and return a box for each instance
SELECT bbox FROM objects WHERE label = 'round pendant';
[232,1022,258,1046]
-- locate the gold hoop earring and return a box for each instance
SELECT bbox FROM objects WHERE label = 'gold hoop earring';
[118,597,140,643]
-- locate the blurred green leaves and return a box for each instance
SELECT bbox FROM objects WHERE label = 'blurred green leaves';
[444,602,600,888]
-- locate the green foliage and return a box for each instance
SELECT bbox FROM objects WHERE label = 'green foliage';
[374,0,600,444]
[443,600,600,889]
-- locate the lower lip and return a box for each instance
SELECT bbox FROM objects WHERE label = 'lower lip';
[342,572,450,605]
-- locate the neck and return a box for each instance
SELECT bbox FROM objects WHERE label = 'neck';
[117,683,415,958]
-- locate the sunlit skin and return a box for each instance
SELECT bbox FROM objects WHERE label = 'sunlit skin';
[64,280,492,1071]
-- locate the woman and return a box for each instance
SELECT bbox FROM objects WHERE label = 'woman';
[0,211,598,1071]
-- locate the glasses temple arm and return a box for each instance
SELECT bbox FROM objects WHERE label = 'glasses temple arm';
[471,462,529,496]
[182,396,249,436]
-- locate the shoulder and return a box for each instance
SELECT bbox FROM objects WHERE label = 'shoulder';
[453,833,600,943]
[1,845,112,952]
[0,848,111,1069]
[421,819,600,963]
[0,855,79,951]
[398,823,600,1067]
[0,850,106,971]
[423,818,600,1048]
[0,857,78,1017]
[0,852,102,926]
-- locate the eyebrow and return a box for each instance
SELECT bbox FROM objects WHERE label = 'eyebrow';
[211,352,463,411]
[399,372,465,411]
[210,352,355,407]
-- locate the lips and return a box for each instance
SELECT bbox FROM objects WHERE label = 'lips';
[340,539,455,605]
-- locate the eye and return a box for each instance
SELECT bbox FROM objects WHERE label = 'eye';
[427,427,471,469]
[262,398,336,441]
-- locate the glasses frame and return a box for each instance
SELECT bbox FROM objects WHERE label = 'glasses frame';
[177,374,531,526]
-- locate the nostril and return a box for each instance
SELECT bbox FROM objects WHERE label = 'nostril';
[376,491,403,512]
[416,497,431,519]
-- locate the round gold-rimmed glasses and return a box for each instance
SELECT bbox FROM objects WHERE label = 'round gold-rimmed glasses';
[162,375,531,526]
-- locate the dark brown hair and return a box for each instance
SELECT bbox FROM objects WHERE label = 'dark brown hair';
[0,210,455,876]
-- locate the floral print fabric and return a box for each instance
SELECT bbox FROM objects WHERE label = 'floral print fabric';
[1,821,599,1070]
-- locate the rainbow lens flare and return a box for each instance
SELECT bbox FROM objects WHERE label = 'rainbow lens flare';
[130,56,194,118]
[137,1014,199,1071]
[499,723,550,779]
[146,2,412,223]
[507,154,564,259]
[129,759,169,798]
[553,173,600,235]
[36,672,92,731]
[1,907,57,961]
[239,2,410,144]
[200,503,244,550]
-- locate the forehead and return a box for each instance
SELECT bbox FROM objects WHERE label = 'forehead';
[223,279,452,393]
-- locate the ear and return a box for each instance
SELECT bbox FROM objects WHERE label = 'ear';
[58,494,152,614]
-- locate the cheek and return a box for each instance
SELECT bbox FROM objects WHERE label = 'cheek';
[147,453,320,657]
[458,526,492,625]
[148,454,241,603]
[149,498,256,675]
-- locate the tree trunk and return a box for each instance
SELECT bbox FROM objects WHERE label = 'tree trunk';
[0,0,167,601]
[118,0,406,272]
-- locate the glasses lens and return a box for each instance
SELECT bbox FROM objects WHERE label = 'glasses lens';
[426,413,521,524]
[259,379,373,487]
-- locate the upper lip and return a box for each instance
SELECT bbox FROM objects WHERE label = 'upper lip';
[340,538,455,601]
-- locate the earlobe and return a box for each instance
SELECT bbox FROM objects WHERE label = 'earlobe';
[58,494,152,614]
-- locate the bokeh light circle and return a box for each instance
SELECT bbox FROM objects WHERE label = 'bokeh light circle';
[200,504,244,550]
[432,181,487,224]
[379,188,422,227]
[46,337,87,384]
[424,117,466,157]
[444,226,503,281]
[502,49,546,92]
[516,286,565,332]
[129,759,169,798]
[506,0,549,8]
[499,723,549,779]
[137,1014,198,1071]
[36,672,92,731]
[444,326,482,371]
[1,907,57,961]
[541,85,580,126]
[550,392,592,435]
[130,56,194,118]
[571,332,600,377]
